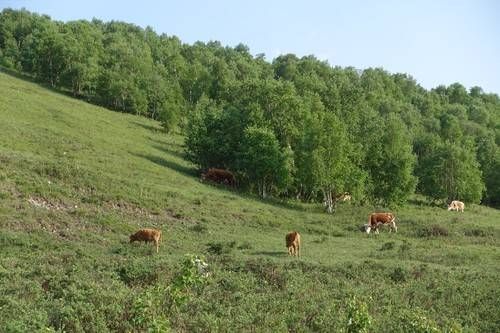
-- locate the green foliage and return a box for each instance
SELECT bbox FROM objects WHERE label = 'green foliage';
[417,140,484,203]
[168,255,209,307]
[364,114,417,206]
[396,308,440,333]
[239,126,290,197]
[130,285,171,332]
[345,296,372,333]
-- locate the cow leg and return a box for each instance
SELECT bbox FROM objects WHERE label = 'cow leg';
[296,243,300,257]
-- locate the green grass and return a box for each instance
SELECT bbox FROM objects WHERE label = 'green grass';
[1,70,499,332]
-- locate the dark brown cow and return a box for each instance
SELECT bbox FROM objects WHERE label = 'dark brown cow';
[130,228,162,253]
[201,168,236,187]
[365,212,397,234]
[285,231,301,257]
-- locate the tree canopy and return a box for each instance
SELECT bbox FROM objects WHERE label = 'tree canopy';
[1,8,499,206]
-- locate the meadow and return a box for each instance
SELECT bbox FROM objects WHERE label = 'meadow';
[0,71,499,332]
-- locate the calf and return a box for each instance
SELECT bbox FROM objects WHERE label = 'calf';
[447,200,465,212]
[365,212,397,234]
[285,231,301,257]
[130,228,162,253]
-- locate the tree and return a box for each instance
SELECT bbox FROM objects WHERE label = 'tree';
[417,140,484,203]
[238,127,290,198]
[295,113,365,212]
[364,114,417,206]
[184,97,248,170]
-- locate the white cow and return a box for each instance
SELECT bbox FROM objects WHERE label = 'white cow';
[447,200,465,212]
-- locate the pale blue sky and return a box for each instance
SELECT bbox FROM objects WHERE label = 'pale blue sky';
[1,0,499,94]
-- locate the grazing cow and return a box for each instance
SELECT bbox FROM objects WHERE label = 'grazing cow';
[130,228,162,253]
[447,200,465,212]
[285,231,301,257]
[201,168,236,187]
[364,212,397,234]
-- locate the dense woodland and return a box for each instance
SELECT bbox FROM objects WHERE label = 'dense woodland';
[1,8,499,208]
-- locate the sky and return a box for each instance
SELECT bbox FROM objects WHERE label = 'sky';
[1,0,499,94]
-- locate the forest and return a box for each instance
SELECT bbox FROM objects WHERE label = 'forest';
[1,8,499,208]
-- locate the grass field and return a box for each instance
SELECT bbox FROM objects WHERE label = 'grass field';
[1,70,499,332]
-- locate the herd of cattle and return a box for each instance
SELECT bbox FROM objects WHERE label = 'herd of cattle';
[130,167,465,254]
[129,200,465,255]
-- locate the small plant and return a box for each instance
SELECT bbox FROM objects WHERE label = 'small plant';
[464,227,492,237]
[117,261,158,287]
[345,295,372,333]
[398,308,440,333]
[237,241,253,250]
[389,266,408,283]
[168,255,210,307]
[416,225,449,237]
[206,241,236,255]
[130,285,170,332]
[379,241,395,251]
[190,223,208,233]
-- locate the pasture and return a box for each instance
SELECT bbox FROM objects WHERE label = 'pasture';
[0,71,499,332]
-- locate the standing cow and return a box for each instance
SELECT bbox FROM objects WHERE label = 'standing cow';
[364,212,397,234]
[447,200,465,212]
[285,231,301,257]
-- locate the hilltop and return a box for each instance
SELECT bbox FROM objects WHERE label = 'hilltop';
[0,71,499,332]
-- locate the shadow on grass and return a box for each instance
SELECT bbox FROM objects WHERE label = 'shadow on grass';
[252,251,287,257]
[133,121,163,133]
[152,144,186,160]
[134,153,197,177]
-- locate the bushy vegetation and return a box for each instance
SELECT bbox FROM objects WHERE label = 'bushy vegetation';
[1,8,499,207]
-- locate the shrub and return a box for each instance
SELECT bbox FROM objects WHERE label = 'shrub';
[130,285,171,332]
[345,296,372,333]
[117,260,158,287]
[206,241,236,255]
[168,255,210,307]
[397,308,440,333]
[464,227,493,237]
[379,241,395,251]
[416,225,449,237]
[389,267,408,283]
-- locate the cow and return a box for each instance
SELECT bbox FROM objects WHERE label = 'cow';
[364,212,397,234]
[447,200,465,212]
[285,231,301,257]
[129,228,162,253]
[337,192,352,202]
[201,168,236,187]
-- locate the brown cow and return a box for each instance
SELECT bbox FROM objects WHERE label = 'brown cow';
[285,231,301,257]
[364,212,397,234]
[201,168,236,187]
[130,228,162,253]
[447,200,465,212]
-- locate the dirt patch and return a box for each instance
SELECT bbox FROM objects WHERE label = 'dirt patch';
[27,196,77,211]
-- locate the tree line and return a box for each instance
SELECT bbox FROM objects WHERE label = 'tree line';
[1,8,499,208]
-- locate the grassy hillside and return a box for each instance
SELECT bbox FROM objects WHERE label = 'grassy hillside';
[0,71,499,332]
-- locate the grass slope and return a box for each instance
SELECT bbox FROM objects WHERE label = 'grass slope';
[0,71,499,332]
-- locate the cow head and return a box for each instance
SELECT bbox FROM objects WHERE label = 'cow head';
[364,224,371,234]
